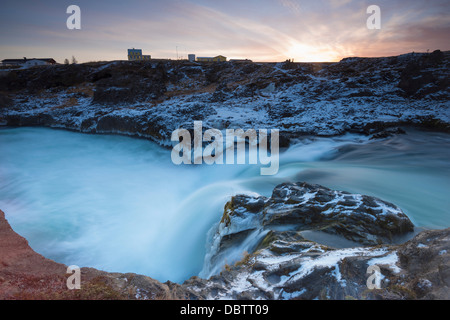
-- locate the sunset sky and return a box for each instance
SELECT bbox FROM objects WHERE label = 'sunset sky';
[0,0,449,63]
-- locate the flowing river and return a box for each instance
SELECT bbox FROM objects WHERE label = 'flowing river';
[0,127,449,283]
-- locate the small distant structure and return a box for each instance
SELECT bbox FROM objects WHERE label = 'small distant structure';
[196,55,227,62]
[229,59,253,63]
[1,57,56,68]
[188,54,196,62]
[127,48,151,61]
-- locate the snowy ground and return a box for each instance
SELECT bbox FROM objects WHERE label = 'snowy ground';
[1,51,449,146]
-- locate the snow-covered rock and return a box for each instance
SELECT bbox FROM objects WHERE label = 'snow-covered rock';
[1,51,448,147]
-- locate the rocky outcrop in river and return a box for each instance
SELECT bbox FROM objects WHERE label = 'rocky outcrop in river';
[185,182,448,300]
[200,182,415,278]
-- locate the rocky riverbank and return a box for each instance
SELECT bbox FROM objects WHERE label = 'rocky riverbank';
[1,182,449,300]
[0,51,449,147]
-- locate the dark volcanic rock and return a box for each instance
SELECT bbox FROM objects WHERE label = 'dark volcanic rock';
[0,64,92,93]
[92,62,167,104]
[217,182,414,250]
[397,50,449,98]
[393,228,450,299]
[0,93,13,109]
[369,127,406,140]
[187,180,449,300]
[0,52,449,144]
[197,181,417,296]
[184,181,448,300]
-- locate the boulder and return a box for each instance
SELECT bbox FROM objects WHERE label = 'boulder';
[217,182,414,250]
[0,209,188,300]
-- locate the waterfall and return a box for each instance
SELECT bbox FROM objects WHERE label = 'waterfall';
[1,127,449,282]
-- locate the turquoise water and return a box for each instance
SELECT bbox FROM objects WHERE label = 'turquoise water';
[0,127,449,282]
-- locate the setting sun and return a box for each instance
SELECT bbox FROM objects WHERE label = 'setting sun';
[286,42,344,62]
